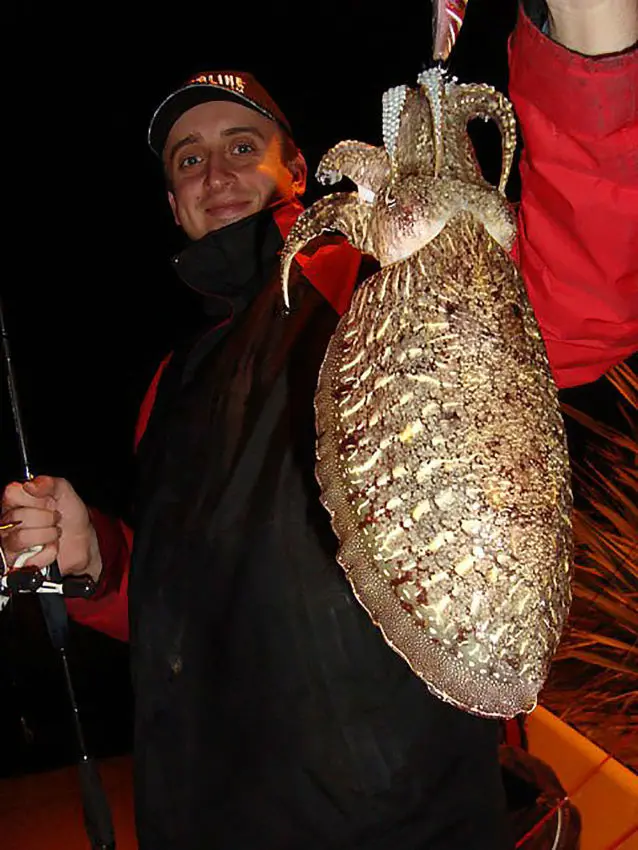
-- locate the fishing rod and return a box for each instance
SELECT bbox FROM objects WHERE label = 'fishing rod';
[0,295,116,849]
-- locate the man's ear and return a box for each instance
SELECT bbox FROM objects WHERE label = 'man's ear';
[288,149,308,197]
[168,191,181,227]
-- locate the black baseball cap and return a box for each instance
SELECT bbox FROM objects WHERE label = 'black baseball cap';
[148,70,293,158]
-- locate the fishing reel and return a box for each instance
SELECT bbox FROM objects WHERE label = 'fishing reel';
[0,523,97,610]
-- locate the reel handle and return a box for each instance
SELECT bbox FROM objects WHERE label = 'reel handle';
[63,575,99,598]
[3,569,98,598]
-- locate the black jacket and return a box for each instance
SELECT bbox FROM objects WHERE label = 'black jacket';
[129,204,511,850]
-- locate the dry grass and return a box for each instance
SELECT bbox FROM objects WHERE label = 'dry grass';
[541,363,638,771]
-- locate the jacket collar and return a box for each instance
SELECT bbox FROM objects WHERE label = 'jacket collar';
[170,199,304,314]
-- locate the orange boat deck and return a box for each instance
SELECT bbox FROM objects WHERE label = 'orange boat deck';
[0,756,136,850]
[2,708,637,849]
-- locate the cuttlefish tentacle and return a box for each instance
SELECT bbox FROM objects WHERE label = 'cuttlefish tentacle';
[394,88,437,179]
[281,192,372,310]
[442,83,518,194]
[416,67,446,177]
[316,141,391,200]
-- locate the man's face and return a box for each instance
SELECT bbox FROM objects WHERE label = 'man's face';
[164,100,305,240]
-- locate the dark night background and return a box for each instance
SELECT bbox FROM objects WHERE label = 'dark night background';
[0,0,629,780]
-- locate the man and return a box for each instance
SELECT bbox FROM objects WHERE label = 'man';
[158,74,308,237]
[2,2,636,848]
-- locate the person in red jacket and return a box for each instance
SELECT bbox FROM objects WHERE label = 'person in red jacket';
[2,2,636,848]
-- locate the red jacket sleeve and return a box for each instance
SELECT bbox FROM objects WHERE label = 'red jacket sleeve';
[65,510,132,642]
[65,356,173,641]
[509,9,638,388]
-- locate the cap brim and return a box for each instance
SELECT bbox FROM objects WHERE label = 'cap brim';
[148,85,283,158]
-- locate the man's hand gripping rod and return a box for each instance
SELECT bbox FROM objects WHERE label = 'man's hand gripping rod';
[0,297,115,849]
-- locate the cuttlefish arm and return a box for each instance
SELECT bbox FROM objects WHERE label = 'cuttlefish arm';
[316,140,390,200]
[281,192,373,311]
[442,83,518,194]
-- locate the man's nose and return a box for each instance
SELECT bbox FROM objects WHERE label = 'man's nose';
[204,154,235,189]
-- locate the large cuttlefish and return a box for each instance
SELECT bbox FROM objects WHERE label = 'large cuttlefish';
[280,69,573,719]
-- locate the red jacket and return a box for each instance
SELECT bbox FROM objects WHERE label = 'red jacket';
[66,8,637,642]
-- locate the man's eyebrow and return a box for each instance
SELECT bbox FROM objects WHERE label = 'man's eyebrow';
[220,125,266,140]
[168,133,202,164]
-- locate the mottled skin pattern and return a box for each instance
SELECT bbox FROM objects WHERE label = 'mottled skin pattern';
[281,69,573,718]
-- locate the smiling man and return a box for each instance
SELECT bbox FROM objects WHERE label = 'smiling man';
[158,80,307,237]
[2,4,637,847]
